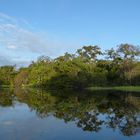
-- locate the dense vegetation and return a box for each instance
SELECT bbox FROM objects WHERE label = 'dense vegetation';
[0,43,140,89]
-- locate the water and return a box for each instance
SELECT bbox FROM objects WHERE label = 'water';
[0,88,140,140]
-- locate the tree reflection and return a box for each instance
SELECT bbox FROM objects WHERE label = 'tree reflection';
[0,88,140,136]
[77,111,103,132]
[0,89,14,107]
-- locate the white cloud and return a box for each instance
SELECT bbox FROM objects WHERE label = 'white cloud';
[0,12,55,67]
[0,12,76,67]
[0,54,31,67]
[7,45,17,49]
[0,19,50,53]
[0,12,17,24]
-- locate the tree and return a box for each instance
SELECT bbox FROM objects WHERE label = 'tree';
[76,45,102,61]
[117,44,140,84]
[55,52,74,62]
[14,68,29,87]
[37,55,51,63]
[0,65,16,86]
[1,43,140,87]
[117,44,140,60]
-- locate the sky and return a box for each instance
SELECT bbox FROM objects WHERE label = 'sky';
[0,0,140,67]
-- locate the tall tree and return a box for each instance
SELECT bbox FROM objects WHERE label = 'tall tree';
[76,45,102,61]
[117,44,140,84]
[117,44,140,60]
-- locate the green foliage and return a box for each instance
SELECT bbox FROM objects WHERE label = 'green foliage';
[0,44,140,88]
[14,68,29,87]
[0,65,16,86]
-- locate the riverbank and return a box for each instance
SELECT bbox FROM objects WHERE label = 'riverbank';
[1,85,140,92]
[87,86,140,92]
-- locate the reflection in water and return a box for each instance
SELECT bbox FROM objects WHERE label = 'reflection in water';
[0,89,14,107]
[0,88,140,138]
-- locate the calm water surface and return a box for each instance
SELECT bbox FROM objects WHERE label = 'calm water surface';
[0,88,140,140]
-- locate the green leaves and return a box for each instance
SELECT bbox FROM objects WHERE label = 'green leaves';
[0,43,140,88]
[76,45,102,61]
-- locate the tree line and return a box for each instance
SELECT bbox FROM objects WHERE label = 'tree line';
[0,43,140,89]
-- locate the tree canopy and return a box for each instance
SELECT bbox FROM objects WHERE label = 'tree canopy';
[0,43,140,89]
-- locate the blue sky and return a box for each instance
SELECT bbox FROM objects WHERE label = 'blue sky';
[0,0,140,66]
